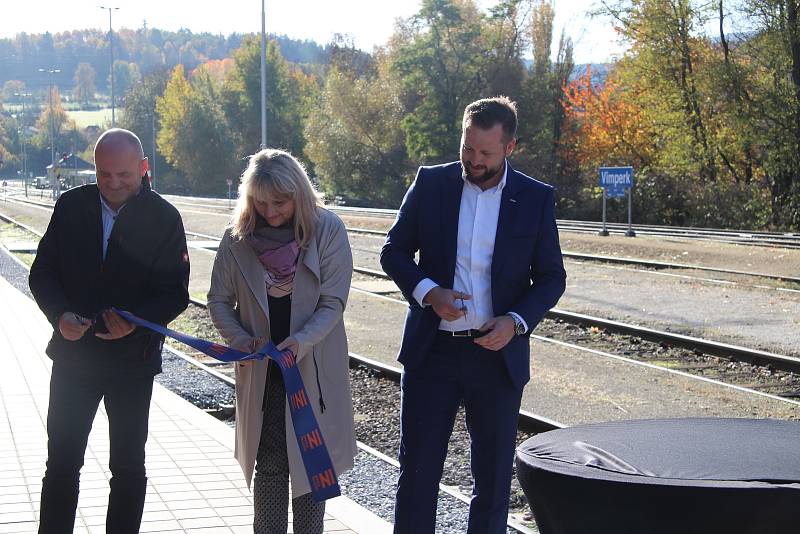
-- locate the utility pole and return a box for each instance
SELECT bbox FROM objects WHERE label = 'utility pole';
[260,0,267,149]
[37,68,61,170]
[99,6,120,127]
[152,112,156,190]
[13,92,31,195]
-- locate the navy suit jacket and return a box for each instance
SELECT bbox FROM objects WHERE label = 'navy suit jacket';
[380,161,566,390]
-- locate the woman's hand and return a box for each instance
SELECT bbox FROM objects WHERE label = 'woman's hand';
[239,336,266,367]
[276,336,299,356]
[249,336,266,353]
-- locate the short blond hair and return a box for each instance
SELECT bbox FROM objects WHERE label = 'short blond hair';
[231,149,323,248]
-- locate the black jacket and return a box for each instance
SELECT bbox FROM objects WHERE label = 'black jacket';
[29,178,190,376]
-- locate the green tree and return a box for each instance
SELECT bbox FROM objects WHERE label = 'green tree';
[220,37,316,165]
[734,0,800,228]
[110,60,142,107]
[305,52,412,207]
[73,62,96,105]
[119,70,176,191]
[515,0,574,183]
[2,80,26,103]
[391,0,490,162]
[156,65,237,195]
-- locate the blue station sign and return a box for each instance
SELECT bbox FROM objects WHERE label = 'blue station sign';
[599,166,633,198]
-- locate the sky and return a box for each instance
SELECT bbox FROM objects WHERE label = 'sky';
[2,0,627,64]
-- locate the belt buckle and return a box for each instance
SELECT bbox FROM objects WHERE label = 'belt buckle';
[452,330,471,337]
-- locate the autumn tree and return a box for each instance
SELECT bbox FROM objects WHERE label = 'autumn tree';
[598,0,719,182]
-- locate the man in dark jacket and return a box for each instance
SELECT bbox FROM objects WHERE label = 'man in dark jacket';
[29,128,190,533]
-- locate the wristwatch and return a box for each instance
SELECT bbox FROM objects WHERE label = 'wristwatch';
[507,313,526,336]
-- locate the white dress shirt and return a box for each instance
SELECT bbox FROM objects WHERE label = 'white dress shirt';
[99,193,123,260]
[412,162,528,332]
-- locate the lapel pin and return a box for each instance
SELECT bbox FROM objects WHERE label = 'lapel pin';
[509,198,517,203]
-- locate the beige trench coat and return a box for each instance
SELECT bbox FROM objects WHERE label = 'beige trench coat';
[207,208,356,497]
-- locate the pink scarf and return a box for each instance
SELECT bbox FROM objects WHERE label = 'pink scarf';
[245,224,300,298]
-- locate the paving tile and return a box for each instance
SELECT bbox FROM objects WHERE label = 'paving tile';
[179,516,226,528]
[137,519,183,532]
[0,522,38,533]
[222,515,253,527]
[170,505,219,520]
[164,498,211,511]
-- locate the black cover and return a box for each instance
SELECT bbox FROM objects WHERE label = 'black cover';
[516,418,800,534]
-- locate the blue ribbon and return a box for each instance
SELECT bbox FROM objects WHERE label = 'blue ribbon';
[113,308,341,502]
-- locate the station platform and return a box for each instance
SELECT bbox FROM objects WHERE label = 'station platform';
[0,274,392,534]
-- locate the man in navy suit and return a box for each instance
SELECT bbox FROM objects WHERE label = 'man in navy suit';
[380,97,566,533]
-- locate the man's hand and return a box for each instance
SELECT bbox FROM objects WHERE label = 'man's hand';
[276,336,299,357]
[58,312,91,341]
[474,315,516,351]
[423,287,471,322]
[95,310,135,340]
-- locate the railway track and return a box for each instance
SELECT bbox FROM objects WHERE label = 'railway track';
[5,191,800,249]
[348,265,800,377]
[12,191,795,288]
[2,204,799,379]
[327,205,800,249]
[344,226,800,286]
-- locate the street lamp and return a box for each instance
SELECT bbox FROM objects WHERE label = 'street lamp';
[37,68,61,169]
[13,91,32,196]
[99,5,120,127]
[260,0,267,149]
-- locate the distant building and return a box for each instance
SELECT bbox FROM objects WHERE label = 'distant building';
[47,153,95,189]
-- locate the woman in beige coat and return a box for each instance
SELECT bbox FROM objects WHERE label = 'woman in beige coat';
[207,148,356,534]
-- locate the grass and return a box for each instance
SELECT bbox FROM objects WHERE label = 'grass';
[14,252,35,268]
[0,222,40,268]
[67,108,117,129]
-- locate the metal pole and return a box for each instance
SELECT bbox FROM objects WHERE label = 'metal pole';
[625,186,636,237]
[14,92,31,195]
[37,68,62,170]
[260,0,267,149]
[598,188,609,236]
[37,70,52,168]
[20,96,26,179]
[48,74,53,167]
[151,112,156,190]
[110,8,114,127]
[100,6,119,127]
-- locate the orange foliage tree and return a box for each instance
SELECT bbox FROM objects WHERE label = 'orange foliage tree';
[560,66,655,175]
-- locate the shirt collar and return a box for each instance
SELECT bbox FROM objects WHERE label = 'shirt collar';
[99,190,123,216]
[462,159,508,194]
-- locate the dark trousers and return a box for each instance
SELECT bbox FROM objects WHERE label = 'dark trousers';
[253,363,325,534]
[393,334,523,534]
[38,362,154,534]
